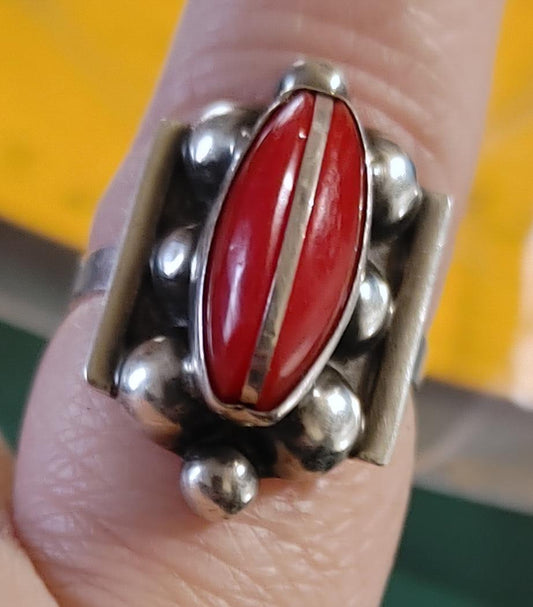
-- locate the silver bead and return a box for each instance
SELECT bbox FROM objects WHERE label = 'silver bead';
[347,263,392,350]
[277,59,348,99]
[151,226,197,325]
[368,132,422,236]
[117,336,191,446]
[183,102,260,202]
[180,445,259,521]
[275,367,363,478]
[151,226,196,283]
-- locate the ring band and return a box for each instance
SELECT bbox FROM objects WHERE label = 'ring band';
[79,59,451,521]
[72,246,115,301]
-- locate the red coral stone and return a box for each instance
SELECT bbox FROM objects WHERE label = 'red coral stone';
[203,91,367,412]
[257,100,366,410]
[203,92,315,404]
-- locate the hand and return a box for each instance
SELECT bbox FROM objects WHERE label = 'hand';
[2,1,503,605]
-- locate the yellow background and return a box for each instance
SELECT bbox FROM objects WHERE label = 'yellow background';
[1,1,532,399]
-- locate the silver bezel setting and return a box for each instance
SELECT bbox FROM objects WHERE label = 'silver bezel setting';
[189,84,374,427]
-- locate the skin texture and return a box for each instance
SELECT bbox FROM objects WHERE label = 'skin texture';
[2,1,503,605]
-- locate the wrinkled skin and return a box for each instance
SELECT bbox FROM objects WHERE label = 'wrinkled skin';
[2,1,502,605]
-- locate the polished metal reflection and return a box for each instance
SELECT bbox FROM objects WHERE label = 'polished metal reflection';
[117,336,191,446]
[277,58,348,99]
[368,132,422,236]
[151,226,196,283]
[347,262,392,349]
[180,445,259,521]
[183,103,260,202]
[151,226,197,324]
[275,367,363,477]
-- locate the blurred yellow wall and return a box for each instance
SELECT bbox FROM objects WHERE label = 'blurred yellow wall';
[0,1,179,248]
[1,1,532,399]
[429,1,533,399]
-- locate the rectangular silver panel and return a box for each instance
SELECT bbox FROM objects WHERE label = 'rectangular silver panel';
[85,121,184,395]
[359,191,452,465]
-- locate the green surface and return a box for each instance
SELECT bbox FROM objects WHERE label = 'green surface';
[384,490,533,606]
[0,320,532,606]
[0,321,44,446]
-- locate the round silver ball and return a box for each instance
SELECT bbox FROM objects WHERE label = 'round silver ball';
[150,226,196,325]
[180,446,259,521]
[183,102,260,202]
[277,59,348,99]
[368,132,422,236]
[117,336,190,446]
[276,367,363,478]
[151,226,196,283]
[348,264,392,350]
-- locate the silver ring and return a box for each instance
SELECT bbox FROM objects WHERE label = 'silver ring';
[77,59,451,521]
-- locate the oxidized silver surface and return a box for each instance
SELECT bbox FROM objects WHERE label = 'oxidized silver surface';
[79,59,452,520]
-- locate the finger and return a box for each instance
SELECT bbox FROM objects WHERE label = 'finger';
[14,2,503,607]
[0,438,58,605]
[90,0,502,252]
[16,313,415,606]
